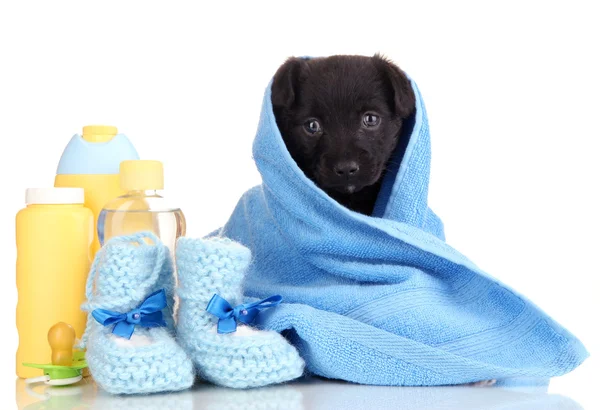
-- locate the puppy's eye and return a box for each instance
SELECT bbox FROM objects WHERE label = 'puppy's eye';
[304,119,322,135]
[363,113,381,127]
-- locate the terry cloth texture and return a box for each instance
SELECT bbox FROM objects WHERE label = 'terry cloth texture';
[215,73,589,386]
[81,232,195,394]
[176,237,305,389]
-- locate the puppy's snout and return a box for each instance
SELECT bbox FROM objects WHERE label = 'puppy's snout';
[333,161,360,178]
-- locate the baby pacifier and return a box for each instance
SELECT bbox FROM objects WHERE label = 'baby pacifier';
[22,322,88,386]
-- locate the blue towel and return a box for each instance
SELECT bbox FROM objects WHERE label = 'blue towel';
[215,76,588,386]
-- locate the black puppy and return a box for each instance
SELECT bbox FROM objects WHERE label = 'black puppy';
[271,54,416,215]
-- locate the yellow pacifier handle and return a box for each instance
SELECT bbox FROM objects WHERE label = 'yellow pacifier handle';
[47,322,76,367]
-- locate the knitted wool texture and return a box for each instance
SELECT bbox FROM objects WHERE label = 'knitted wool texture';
[216,69,589,385]
[81,232,195,395]
[176,237,305,389]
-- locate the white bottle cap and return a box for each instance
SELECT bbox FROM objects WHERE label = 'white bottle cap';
[25,188,85,205]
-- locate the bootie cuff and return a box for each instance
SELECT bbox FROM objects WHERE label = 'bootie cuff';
[82,232,171,313]
[176,237,251,305]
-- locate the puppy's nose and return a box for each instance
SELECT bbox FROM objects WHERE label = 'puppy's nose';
[333,161,360,177]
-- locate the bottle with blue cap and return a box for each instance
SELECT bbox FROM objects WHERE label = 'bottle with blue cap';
[54,125,139,257]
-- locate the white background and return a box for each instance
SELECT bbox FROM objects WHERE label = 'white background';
[1,1,598,409]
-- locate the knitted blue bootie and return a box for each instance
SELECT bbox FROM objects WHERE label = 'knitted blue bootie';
[176,237,305,389]
[81,232,195,395]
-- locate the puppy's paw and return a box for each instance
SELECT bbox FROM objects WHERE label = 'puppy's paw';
[468,379,497,387]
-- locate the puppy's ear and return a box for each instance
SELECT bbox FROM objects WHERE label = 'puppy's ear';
[373,54,416,118]
[271,57,308,110]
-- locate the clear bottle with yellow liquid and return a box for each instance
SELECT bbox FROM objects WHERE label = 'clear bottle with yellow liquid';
[54,125,139,258]
[16,188,93,378]
[98,160,186,254]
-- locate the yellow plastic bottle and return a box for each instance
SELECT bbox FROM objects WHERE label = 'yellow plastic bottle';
[16,188,93,378]
[54,125,139,258]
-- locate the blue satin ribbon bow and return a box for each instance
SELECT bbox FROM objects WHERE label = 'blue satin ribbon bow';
[206,294,283,334]
[92,289,168,339]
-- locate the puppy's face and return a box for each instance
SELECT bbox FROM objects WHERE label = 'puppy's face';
[272,55,415,196]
